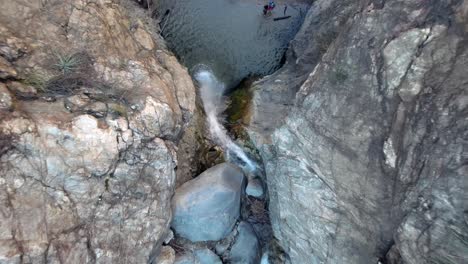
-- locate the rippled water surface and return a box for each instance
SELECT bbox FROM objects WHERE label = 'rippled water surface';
[157,0,308,88]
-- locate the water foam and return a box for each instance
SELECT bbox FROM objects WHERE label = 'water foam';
[193,65,256,172]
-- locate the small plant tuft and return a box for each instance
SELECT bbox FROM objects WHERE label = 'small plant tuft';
[22,73,48,92]
[54,53,81,74]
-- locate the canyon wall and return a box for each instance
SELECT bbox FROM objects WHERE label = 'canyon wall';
[249,0,468,263]
[0,0,195,263]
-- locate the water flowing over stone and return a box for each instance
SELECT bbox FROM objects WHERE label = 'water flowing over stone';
[194,66,256,171]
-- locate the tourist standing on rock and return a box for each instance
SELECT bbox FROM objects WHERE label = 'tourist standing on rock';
[284,4,287,15]
[263,1,275,16]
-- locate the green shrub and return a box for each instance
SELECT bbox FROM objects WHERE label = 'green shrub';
[54,53,81,74]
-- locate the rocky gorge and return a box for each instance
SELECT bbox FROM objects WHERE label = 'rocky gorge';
[248,0,468,263]
[0,0,467,264]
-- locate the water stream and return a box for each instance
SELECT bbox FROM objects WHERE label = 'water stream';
[193,65,257,172]
[155,0,308,173]
[154,0,310,260]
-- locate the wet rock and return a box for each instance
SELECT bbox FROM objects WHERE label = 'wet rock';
[172,163,245,242]
[246,178,264,198]
[228,222,260,264]
[0,83,13,110]
[175,248,222,264]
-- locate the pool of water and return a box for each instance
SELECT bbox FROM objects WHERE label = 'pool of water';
[157,0,309,89]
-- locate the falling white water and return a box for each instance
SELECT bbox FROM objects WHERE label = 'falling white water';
[193,65,256,172]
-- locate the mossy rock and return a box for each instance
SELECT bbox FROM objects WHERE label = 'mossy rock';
[225,76,258,139]
[227,87,252,124]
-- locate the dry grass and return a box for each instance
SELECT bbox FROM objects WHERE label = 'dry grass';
[108,103,129,118]
[247,196,270,224]
[167,239,187,255]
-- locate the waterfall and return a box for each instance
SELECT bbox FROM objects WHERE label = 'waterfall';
[193,65,256,172]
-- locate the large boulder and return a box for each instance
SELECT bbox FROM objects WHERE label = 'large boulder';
[172,163,245,242]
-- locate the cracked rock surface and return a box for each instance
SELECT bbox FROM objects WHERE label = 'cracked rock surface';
[0,0,195,263]
[248,0,468,263]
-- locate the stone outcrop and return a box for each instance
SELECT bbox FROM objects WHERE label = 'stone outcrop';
[249,0,468,263]
[0,0,195,263]
[227,221,261,264]
[171,163,245,242]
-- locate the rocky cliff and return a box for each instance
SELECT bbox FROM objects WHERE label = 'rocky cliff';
[249,0,468,263]
[0,0,195,263]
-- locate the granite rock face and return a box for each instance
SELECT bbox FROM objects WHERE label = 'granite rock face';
[0,0,195,263]
[171,163,245,242]
[249,0,468,263]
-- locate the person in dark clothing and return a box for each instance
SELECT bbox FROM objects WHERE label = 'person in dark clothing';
[284,4,288,15]
[263,1,275,16]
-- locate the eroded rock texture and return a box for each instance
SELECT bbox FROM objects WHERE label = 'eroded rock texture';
[0,0,195,263]
[249,0,468,263]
